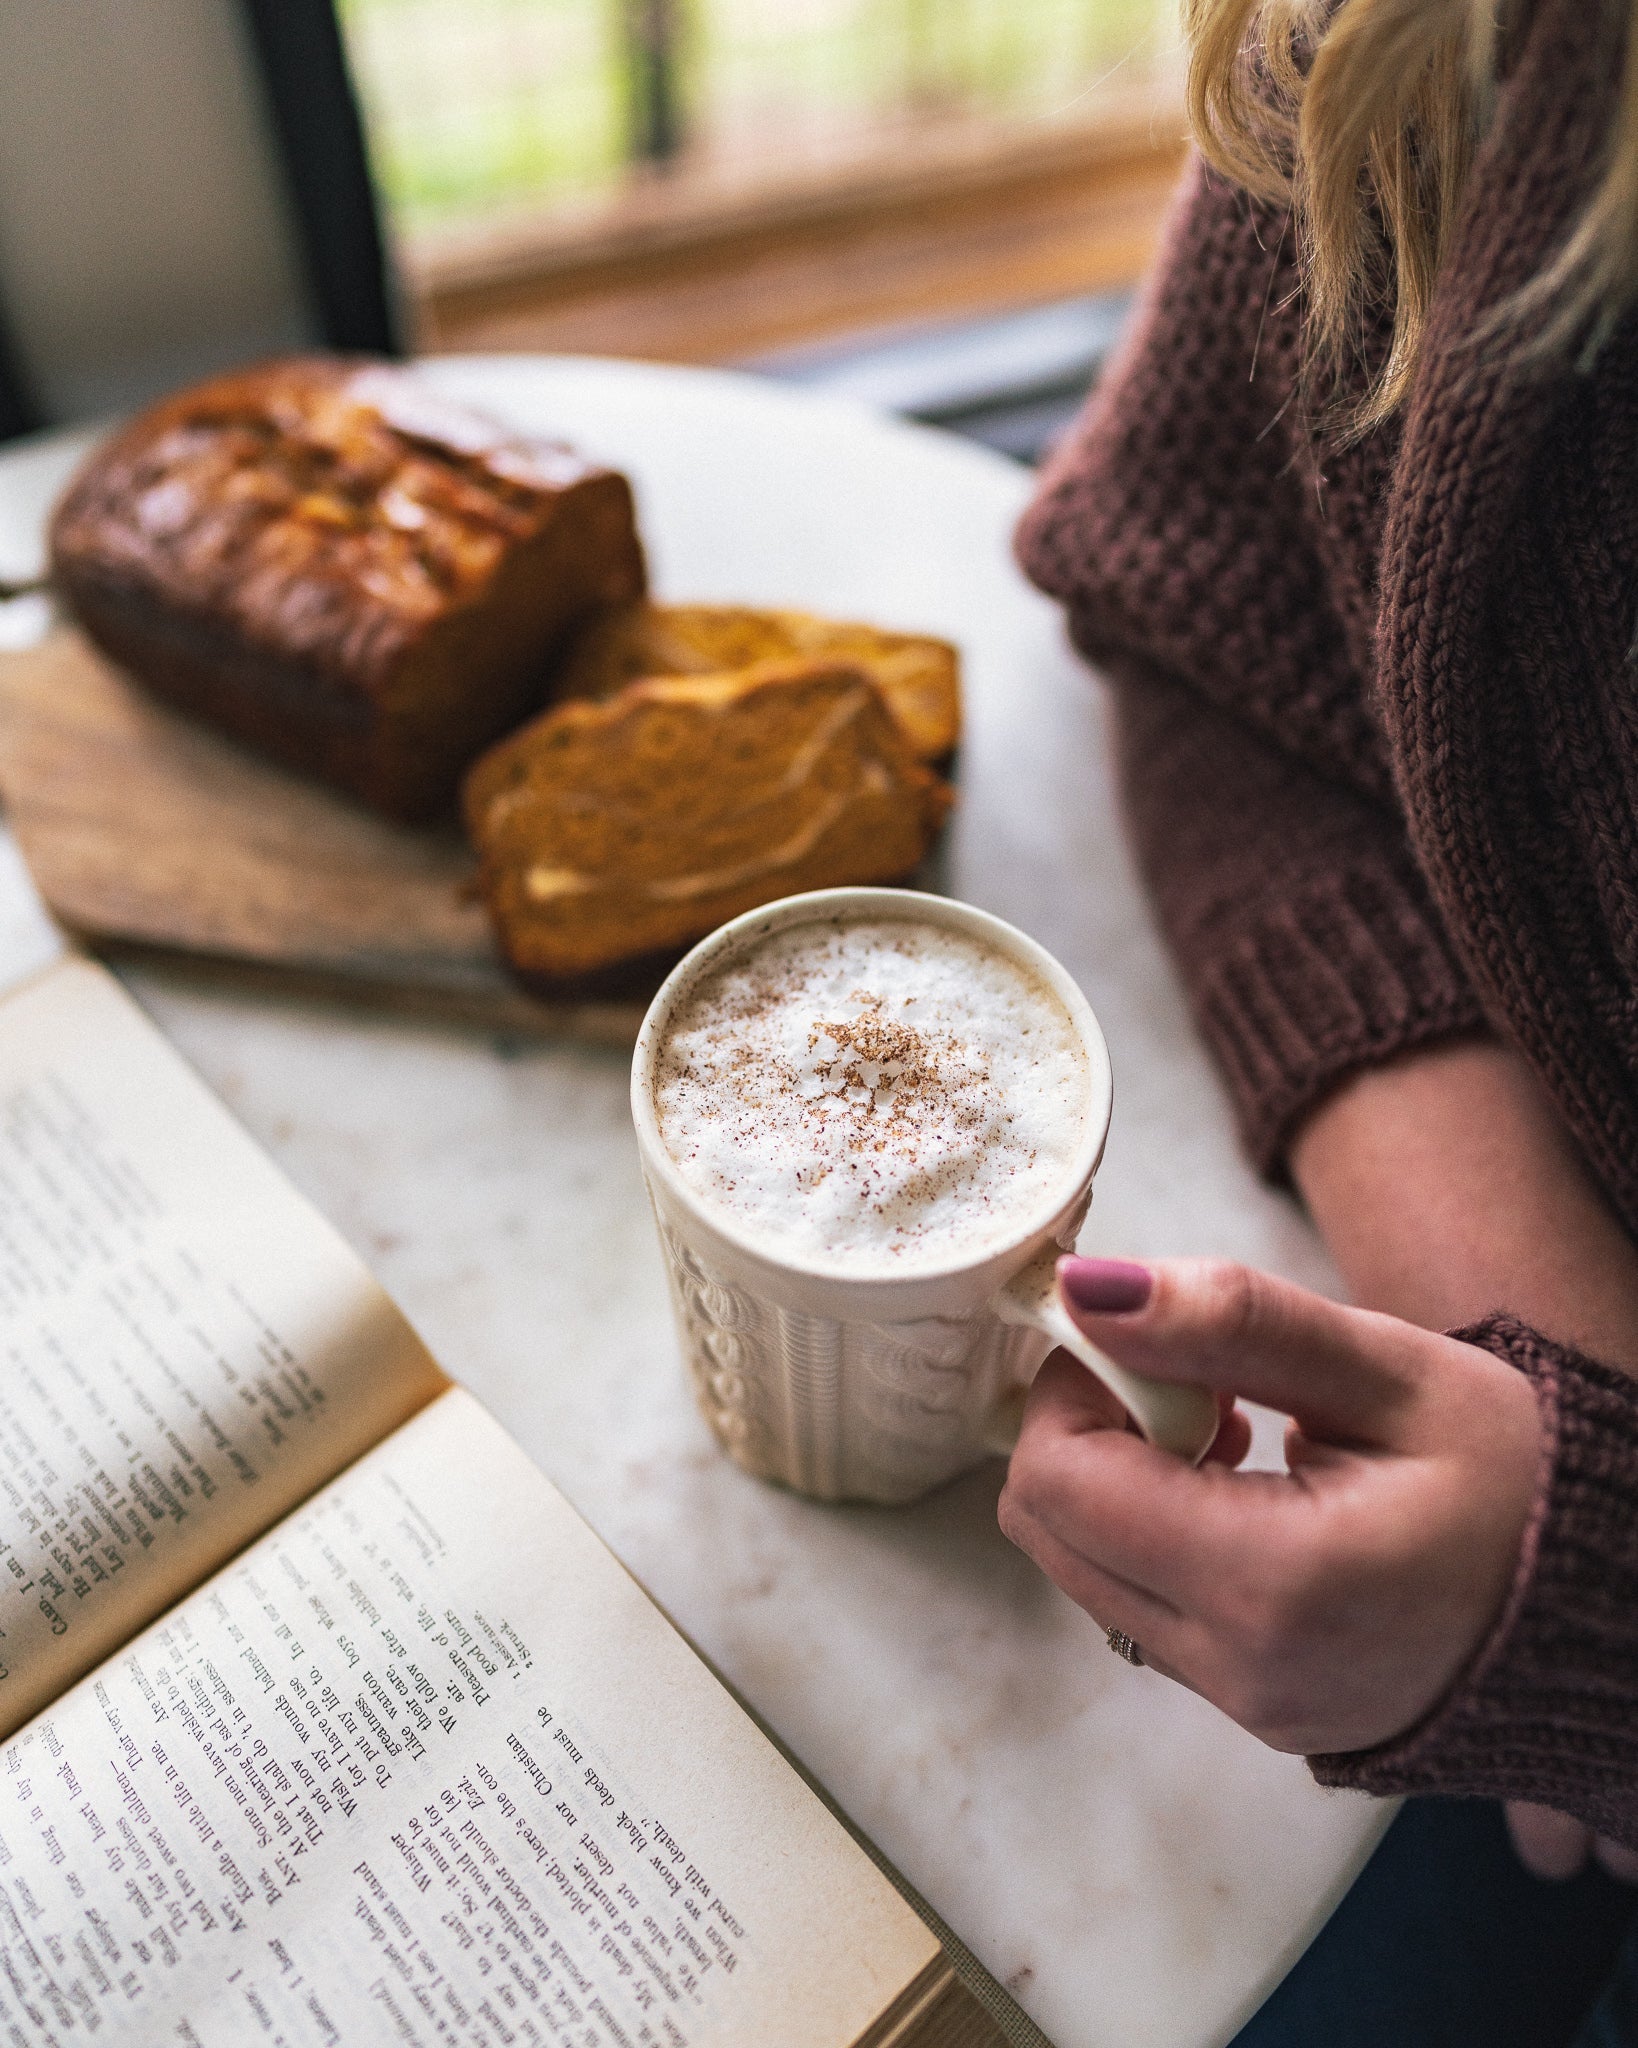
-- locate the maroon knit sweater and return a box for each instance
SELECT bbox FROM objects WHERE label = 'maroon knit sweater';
[1018,0,1638,1839]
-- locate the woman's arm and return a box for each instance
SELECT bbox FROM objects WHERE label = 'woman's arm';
[1290,1041,1638,1879]
[1016,157,1638,1862]
[1291,1038,1638,1372]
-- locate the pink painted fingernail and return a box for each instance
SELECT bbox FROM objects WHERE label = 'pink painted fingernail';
[1058,1256,1153,1315]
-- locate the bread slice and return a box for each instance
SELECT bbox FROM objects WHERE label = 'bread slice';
[552,602,961,762]
[463,660,953,983]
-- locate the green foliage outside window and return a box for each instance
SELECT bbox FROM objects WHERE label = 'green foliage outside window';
[339,0,1177,238]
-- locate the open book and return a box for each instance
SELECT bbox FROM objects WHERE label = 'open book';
[0,959,1039,2048]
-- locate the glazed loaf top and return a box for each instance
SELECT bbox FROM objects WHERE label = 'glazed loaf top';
[50,357,630,692]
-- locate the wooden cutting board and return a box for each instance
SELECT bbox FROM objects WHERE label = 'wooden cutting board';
[0,630,651,1043]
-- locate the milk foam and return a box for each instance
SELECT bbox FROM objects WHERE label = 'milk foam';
[653,917,1090,1272]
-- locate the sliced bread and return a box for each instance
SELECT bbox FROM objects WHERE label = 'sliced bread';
[552,602,961,763]
[464,659,953,983]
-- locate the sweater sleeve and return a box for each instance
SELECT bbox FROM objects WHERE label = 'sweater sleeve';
[1017,159,1486,1171]
[1310,1318,1638,1850]
[1109,660,1485,1172]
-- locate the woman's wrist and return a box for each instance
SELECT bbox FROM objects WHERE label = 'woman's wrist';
[1289,1038,1638,1372]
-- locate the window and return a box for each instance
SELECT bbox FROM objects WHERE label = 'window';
[343,0,1180,241]
[340,0,1184,361]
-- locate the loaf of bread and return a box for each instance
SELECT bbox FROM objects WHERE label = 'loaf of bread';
[552,601,961,762]
[49,357,647,821]
[463,660,953,983]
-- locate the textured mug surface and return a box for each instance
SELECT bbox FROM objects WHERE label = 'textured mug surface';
[631,888,1114,1505]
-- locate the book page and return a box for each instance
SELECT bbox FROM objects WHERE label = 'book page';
[0,958,446,1736]
[0,1388,940,2047]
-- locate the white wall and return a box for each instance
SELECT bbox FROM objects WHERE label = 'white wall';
[0,0,318,422]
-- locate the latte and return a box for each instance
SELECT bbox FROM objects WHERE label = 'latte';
[652,915,1091,1273]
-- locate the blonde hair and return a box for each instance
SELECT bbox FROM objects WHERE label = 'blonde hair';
[1183,0,1638,433]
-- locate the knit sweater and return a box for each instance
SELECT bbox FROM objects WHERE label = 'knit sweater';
[1017,0,1638,1838]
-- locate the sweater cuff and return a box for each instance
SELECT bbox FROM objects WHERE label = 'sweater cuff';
[1310,1318,1638,1847]
[1187,865,1488,1176]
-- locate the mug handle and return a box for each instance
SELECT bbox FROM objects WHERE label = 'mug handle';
[987,1250,1219,1463]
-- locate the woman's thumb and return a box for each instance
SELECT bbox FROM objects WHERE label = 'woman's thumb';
[1057,1256,1421,1441]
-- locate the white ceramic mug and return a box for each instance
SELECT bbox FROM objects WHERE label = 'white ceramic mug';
[631,888,1217,1505]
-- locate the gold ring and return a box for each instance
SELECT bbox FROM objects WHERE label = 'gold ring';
[1106,1626,1144,1667]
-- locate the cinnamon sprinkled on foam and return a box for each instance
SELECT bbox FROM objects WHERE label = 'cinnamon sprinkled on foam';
[653,918,1089,1272]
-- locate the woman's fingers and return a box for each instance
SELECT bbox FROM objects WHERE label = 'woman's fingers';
[1003,1384,1316,1729]
[1503,1802,1638,1883]
[997,1452,1206,1689]
[1059,1255,1430,1444]
[1005,1352,1293,1610]
[1032,1345,1130,1434]
[999,1484,1183,1634]
[1505,1801,1594,1881]
[1034,1339,1252,1465]
[1205,1396,1253,1467]
[1595,1836,1638,1884]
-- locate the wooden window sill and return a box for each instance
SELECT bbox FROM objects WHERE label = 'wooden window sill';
[407,99,1187,365]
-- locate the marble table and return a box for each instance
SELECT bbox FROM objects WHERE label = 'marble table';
[0,358,1391,2048]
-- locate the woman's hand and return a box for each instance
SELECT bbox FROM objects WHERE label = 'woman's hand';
[999,1255,1542,1756]
[1290,1037,1638,1869]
